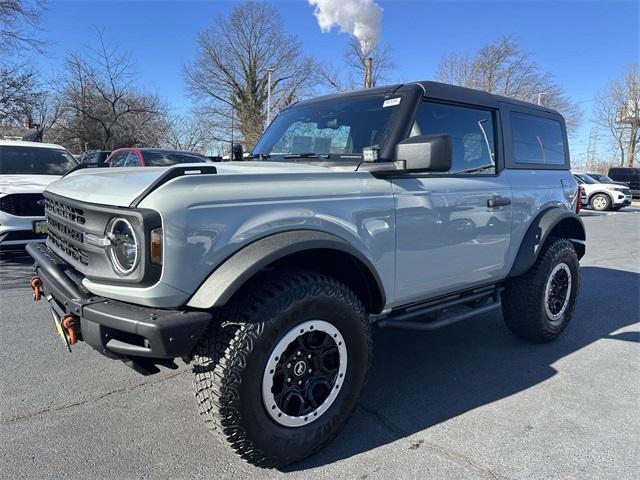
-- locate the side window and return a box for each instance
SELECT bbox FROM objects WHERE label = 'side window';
[109,152,127,167]
[511,113,566,165]
[411,102,496,174]
[124,152,142,167]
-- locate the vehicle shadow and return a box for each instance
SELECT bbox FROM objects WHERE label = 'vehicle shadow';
[289,266,640,471]
[0,248,34,291]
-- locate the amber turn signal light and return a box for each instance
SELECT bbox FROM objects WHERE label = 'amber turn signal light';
[150,227,163,265]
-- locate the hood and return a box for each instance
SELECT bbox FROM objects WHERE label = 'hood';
[599,183,628,190]
[45,162,337,207]
[0,175,61,194]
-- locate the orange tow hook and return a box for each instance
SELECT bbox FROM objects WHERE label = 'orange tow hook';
[30,276,43,302]
[61,315,79,345]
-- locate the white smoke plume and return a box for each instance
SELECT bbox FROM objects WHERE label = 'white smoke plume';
[308,0,383,53]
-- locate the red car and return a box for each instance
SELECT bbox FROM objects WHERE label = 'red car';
[106,148,208,167]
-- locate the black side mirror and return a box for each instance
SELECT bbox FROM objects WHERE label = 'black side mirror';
[396,134,452,172]
[231,143,244,161]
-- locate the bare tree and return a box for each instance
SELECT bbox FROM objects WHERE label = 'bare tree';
[184,1,317,149]
[594,64,639,167]
[0,0,45,53]
[321,38,394,91]
[160,113,223,154]
[54,30,167,151]
[436,35,580,131]
[0,62,38,125]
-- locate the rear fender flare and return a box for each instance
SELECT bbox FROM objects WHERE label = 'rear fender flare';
[509,208,585,278]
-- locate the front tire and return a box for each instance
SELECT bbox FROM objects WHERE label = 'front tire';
[502,238,580,342]
[590,193,611,211]
[192,270,372,468]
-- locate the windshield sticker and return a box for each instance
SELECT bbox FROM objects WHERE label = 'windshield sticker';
[383,97,402,108]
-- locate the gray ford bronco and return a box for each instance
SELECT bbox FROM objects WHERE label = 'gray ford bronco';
[27,81,585,468]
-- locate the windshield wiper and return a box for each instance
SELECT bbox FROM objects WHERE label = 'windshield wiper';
[283,153,330,159]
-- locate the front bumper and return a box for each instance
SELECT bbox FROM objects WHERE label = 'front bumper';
[26,243,211,361]
[0,211,46,245]
[612,193,633,207]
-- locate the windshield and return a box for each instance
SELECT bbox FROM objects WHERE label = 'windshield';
[0,146,78,175]
[588,173,613,183]
[253,94,403,159]
[575,173,598,184]
[142,151,207,166]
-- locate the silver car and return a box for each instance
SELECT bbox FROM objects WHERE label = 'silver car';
[27,81,585,467]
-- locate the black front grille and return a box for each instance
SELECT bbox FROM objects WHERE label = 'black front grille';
[0,193,45,216]
[44,198,89,266]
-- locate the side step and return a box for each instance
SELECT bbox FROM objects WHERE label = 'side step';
[377,285,502,331]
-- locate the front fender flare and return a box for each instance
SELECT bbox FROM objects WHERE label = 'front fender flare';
[186,230,386,309]
[509,208,586,278]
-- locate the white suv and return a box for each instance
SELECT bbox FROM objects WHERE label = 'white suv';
[573,172,633,211]
[0,140,77,247]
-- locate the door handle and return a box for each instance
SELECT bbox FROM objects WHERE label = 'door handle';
[487,196,511,208]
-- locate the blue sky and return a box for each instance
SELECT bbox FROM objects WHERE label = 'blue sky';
[33,0,639,158]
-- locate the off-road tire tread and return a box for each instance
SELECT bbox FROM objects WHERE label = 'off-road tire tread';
[502,238,580,343]
[192,269,371,468]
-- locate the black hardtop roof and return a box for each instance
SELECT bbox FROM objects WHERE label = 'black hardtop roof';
[295,80,561,117]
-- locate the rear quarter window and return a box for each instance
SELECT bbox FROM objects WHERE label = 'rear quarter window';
[511,113,566,166]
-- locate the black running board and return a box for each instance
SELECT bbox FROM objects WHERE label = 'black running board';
[377,285,502,331]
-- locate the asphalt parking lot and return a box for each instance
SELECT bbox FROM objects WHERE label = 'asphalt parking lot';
[1,207,638,480]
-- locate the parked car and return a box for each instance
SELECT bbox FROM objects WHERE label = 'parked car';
[106,148,208,167]
[573,172,632,211]
[608,167,640,198]
[585,172,627,186]
[0,140,78,247]
[28,81,585,468]
[81,150,111,167]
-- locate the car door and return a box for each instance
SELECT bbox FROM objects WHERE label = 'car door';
[392,100,513,305]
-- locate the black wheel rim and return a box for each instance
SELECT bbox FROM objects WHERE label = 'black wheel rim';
[262,320,347,427]
[544,263,572,322]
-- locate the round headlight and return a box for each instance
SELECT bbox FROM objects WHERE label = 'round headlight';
[108,218,139,275]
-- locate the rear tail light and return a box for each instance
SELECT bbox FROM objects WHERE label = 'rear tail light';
[576,186,582,213]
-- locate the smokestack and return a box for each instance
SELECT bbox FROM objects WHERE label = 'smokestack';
[364,57,373,88]
[308,1,383,54]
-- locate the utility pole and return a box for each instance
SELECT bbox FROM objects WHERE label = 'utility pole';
[537,92,547,106]
[266,67,275,128]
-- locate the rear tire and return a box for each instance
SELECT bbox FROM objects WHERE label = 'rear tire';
[590,193,611,211]
[192,269,372,468]
[502,238,580,342]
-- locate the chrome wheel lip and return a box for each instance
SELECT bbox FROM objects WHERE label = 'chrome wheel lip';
[262,320,347,428]
[544,263,572,324]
